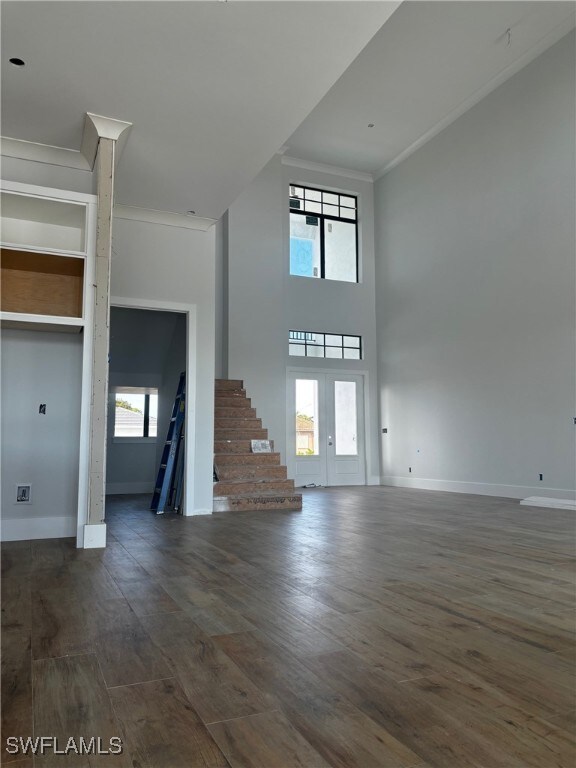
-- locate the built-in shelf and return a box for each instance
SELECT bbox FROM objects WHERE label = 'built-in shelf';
[1,179,97,548]
[1,248,84,320]
[1,312,84,333]
[1,190,87,254]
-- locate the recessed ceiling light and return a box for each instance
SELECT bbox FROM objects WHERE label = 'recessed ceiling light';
[9,58,25,67]
[368,123,375,128]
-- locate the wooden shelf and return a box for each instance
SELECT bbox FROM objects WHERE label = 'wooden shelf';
[1,249,84,319]
[1,312,84,333]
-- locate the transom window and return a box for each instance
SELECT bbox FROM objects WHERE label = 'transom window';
[289,185,358,283]
[289,330,362,360]
[114,387,158,438]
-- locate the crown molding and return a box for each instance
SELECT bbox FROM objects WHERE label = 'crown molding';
[281,155,373,183]
[374,16,576,180]
[114,204,216,232]
[81,113,132,169]
[1,112,133,173]
[0,136,92,170]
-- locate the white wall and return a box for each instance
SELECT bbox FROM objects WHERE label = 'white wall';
[1,329,82,540]
[375,32,576,499]
[226,155,381,483]
[111,216,216,514]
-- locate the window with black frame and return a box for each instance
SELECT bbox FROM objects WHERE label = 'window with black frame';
[113,387,158,439]
[289,185,358,283]
[289,330,362,360]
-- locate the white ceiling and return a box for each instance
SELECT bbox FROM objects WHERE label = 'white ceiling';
[285,1,576,176]
[2,2,574,219]
[1,1,397,219]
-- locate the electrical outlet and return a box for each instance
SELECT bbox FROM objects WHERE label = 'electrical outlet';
[539,473,543,482]
[409,467,412,473]
[16,484,32,504]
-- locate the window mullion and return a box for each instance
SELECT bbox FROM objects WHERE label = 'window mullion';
[319,214,326,279]
[143,395,150,437]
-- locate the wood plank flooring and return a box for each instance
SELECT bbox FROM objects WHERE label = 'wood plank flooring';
[1,487,575,767]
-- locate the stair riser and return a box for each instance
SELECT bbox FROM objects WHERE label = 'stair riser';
[215,429,268,440]
[215,407,257,420]
[214,452,281,466]
[215,379,243,390]
[215,397,251,408]
[216,466,287,481]
[214,440,256,454]
[214,417,262,429]
[214,479,294,495]
[213,495,302,512]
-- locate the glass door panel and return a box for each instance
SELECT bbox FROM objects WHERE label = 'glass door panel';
[334,380,358,456]
[295,379,319,456]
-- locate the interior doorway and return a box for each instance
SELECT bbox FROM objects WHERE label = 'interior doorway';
[287,371,366,488]
[106,307,186,510]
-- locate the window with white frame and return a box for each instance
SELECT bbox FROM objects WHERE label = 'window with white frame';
[114,387,158,438]
[289,330,362,360]
[289,185,358,282]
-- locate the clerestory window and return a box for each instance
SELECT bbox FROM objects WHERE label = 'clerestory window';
[289,185,358,283]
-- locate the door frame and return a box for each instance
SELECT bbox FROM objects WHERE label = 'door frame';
[286,366,368,487]
[109,295,196,518]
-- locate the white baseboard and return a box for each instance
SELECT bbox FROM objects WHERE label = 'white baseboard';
[381,475,575,501]
[106,482,154,495]
[83,523,107,548]
[1,515,76,542]
[183,508,212,516]
[520,496,576,511]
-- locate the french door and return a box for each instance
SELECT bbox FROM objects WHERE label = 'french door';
[287,372,366,487]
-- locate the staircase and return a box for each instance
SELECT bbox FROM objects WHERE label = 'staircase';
[214,379,302,512]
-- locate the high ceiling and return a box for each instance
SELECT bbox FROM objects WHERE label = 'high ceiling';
[1,1,397,219]
[285,1,576,176]
[2,2,574,219]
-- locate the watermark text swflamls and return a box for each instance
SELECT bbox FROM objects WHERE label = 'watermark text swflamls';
[6,736,123,756]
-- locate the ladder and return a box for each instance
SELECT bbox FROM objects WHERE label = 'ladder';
[151,372,185,514]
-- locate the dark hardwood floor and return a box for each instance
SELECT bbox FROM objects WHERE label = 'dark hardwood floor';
[2,487,575,767]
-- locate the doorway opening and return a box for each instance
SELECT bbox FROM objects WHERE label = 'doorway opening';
[106,307,186,514]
